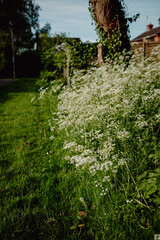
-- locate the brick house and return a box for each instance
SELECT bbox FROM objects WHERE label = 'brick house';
[131,24,160,43]
[131,24,160,58]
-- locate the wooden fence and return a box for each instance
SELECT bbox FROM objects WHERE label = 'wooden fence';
[131,41,160,58]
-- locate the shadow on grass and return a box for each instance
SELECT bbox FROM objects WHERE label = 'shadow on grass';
[0,78,39,104]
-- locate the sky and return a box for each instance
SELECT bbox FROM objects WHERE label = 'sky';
[35,0,160,42]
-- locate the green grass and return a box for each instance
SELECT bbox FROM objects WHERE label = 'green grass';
[0,79,91,240]
[0,79,97,240]
[0,79,63,239]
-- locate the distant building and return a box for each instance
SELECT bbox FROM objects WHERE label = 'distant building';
[131,23,160,43]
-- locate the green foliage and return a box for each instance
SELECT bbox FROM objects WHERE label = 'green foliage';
[99,17,126,60]
[68,40,98,76]
[0,0,39,50]
[37,70,63,88]
[137,168,160,202]
[40,70,57,86]
[38,33,67,87]
[0,0,40,77]
[39,34,98,87]
[39,33,67,71]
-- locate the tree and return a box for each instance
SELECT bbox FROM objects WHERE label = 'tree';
[39,23,52,35]
[0,0,40,77]
[0,0,40,50]
[0,30,8,72]
[89,0,139,59]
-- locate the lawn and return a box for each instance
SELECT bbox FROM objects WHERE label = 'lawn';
[0,79,63,239]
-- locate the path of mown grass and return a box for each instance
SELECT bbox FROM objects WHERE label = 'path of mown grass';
[0,79,66,239]
[0,79,100,240]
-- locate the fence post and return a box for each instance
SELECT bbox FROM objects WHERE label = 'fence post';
[143,39,146,59]
[66,46,70,87]
[9,22,16,79]
[97,43,104,66]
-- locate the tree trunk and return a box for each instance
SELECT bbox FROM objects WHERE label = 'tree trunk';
[90,0,112,38]
[89,0,131,53]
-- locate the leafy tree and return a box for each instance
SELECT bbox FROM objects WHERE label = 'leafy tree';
[0,0,40,77]
[0,30,8,72]
[0,0,40,50]
[36,33,69,87]
[39,33,68,71]
[39,23,52,35]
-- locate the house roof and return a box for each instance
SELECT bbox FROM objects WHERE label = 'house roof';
[131,26,160,42]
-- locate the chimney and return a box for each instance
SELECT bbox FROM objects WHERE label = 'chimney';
[147,23,153,31]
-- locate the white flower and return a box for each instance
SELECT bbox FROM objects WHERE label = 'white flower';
[55,46,160,181]
[49,135,54,140]
[63,141,76,149]
[117,129,130,140]
[31,97,36,102]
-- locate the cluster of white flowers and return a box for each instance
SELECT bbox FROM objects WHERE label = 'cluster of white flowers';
[135,114,148,129]
[49,135,55,140]
[54,46,160,187]
[38,87,49,99]
[31,96,36,103]
[50,83,64,94]
[63,141,77,150]
[55,42,66,52]
[95,180,109,196]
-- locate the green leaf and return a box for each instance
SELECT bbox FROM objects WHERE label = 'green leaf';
[139,178,157,198]
[153,198,160,205]
[70,225,76,230]
[137,171,147,181]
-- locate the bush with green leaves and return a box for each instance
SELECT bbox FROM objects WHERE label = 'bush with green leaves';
[38,33,98,87]
[37,33,67,87]
[68,40,98,76]
[37,70,61,88]
[39,33,68,71]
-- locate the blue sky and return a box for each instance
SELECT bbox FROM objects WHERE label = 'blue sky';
[35,0,160,42]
